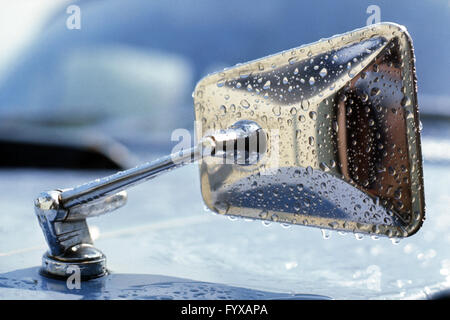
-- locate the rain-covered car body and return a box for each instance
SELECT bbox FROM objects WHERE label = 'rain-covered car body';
[0,0,449,299]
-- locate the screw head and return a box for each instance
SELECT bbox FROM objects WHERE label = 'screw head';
[34,190,61,210]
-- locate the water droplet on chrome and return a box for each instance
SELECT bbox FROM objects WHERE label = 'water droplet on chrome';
[240,99,250,109]
[272,106,281,116]
[319,68,327,77]
[217,78,225,87]
[401,96,411,107]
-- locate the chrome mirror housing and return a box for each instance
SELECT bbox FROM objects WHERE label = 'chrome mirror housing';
[194,22,424,238]
[34,22,424,280]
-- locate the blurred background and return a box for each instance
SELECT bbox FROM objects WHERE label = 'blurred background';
[0,0,448,168]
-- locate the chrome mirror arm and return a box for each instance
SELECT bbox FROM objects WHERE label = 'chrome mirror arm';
[34,121,266,279]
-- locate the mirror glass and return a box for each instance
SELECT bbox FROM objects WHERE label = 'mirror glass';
[193,23,424,238]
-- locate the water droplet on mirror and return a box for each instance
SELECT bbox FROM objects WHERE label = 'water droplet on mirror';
[360,92,369,102]
[319,162,330,172]
[259,210,268,219]
[263,80,271,90]
[401,96,411,107]
[370,87,380,96]
[272,106,281,116]
[329,160,336,168]
[217,78,226,87]
[406,110,414,120]
[240,99,250,109]
[288,56,298,65]
[309,77,315,85]
[328,222,338,229]
[304,199,310,208]
[214,201,229,214]
[333,121,339,133]
[319,68,328,77]
[240,71,251,79]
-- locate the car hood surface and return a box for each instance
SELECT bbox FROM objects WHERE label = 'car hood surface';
[1,119,450,300]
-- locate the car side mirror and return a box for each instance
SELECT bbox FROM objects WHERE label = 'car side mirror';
[34,22,424,280]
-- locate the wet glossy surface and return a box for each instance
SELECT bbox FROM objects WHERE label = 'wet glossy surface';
[0,118,449,299]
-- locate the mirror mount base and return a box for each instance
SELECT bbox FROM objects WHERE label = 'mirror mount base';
[34,189,126,280]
